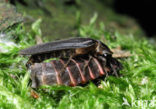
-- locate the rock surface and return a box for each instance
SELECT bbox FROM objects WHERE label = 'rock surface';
[0,2,23,31]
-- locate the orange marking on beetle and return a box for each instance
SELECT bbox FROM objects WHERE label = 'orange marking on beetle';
[93,57,105,75]
[83,59,96,80]
[51,61,62,85]
[71,59,86,83]
[60,59,77,86]
[87,65,95,79]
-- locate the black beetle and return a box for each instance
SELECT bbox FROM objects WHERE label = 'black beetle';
[20,37,122,88]
[20,38,113,67]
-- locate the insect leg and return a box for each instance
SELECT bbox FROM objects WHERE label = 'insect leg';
[59,55,74,74]
[108,57,121,77]
[26,56,34,68]
[82,55,93,73]
[110,63,119,77]
[97,56,108,77]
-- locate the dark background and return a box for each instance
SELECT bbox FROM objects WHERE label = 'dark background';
[114,0,156,37]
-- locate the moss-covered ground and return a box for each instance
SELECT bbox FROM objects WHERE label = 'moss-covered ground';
[0,16,156,109]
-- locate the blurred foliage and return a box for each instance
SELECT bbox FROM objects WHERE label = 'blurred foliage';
[11,0,144,41]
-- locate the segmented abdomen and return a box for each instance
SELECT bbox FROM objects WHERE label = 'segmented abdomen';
[30,57,120,88]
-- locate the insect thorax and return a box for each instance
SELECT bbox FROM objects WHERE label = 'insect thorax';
[26,49,75,67]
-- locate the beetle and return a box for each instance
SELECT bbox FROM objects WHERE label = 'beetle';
[20,37,113,67]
